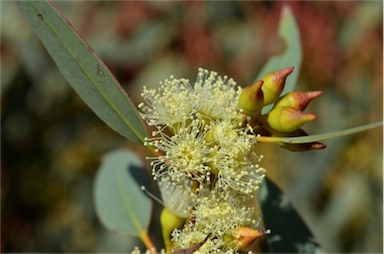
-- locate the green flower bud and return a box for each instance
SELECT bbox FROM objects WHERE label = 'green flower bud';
[238,80,264,117]
[274,91,322,110]
[207,150,219,175]
[205,129,216,144]
[267,106,317,132]
[261,66,294,105]
[160,208,185,253]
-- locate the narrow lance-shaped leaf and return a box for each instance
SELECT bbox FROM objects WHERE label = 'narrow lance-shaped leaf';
[257,122,383,144]
[17,0,147,144]
[256,4,302,112]
[256,4,302,91]
[94,148,152,236]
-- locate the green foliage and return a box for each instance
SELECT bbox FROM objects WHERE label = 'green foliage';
[256,5,302,112]
[260,121,383,144]
[16,1,147,144]
[259,178,323,253]
[94,148,152,236]
[15,1,382,253]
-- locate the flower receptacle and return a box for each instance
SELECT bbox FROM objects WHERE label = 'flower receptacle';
[238,80,264,117]
[267,106,317,132]
[160,208,186,253]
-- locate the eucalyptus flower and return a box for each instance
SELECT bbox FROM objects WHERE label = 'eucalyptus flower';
[138,77,197,128]
[208,120,266,195]
[194,68,243,123]
[171,188,263,253]
[140,68,268,254]
[144,119,213,184]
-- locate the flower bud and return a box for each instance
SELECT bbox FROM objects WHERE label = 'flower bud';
[261,66,294,105]
[268,106,317,132]
[205,129,216,144]
[231,226,270,250]
[271,128,326,151]
[280,141,326,152]
[207,150,219,175]
[238,80,264,117]
[161,208,185,253]
[275,91,322,110]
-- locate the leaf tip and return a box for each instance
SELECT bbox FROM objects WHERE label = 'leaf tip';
[281,4,293,19]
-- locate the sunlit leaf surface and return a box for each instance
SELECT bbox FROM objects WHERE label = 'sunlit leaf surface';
[17,1,147,144]
[256,5,302,113]
[94,148,152,236]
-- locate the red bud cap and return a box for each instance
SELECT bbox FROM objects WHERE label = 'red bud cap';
[268,106,317,132]
[261,66,294,105]
[275,91,322,110]
[238,80,264,117]
[232,227,271,250]
[311,142,327,149]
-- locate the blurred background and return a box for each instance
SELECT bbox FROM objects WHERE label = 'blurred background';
[1,1,382,253]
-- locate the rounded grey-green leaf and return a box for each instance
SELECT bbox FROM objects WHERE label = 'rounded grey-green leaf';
[94,148,152,235]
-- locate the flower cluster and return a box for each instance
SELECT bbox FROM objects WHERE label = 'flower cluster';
[171,188,263,253]
[138,67,321,253]
[140,68,265,191]
[139,68,267,253]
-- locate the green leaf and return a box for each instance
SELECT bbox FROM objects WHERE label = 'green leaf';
[16,1,147,144]
[256,5,302,112]
[256,4,302,90]
[277,121,383,144]
[94,148,152,236]
[259,177,323,253]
